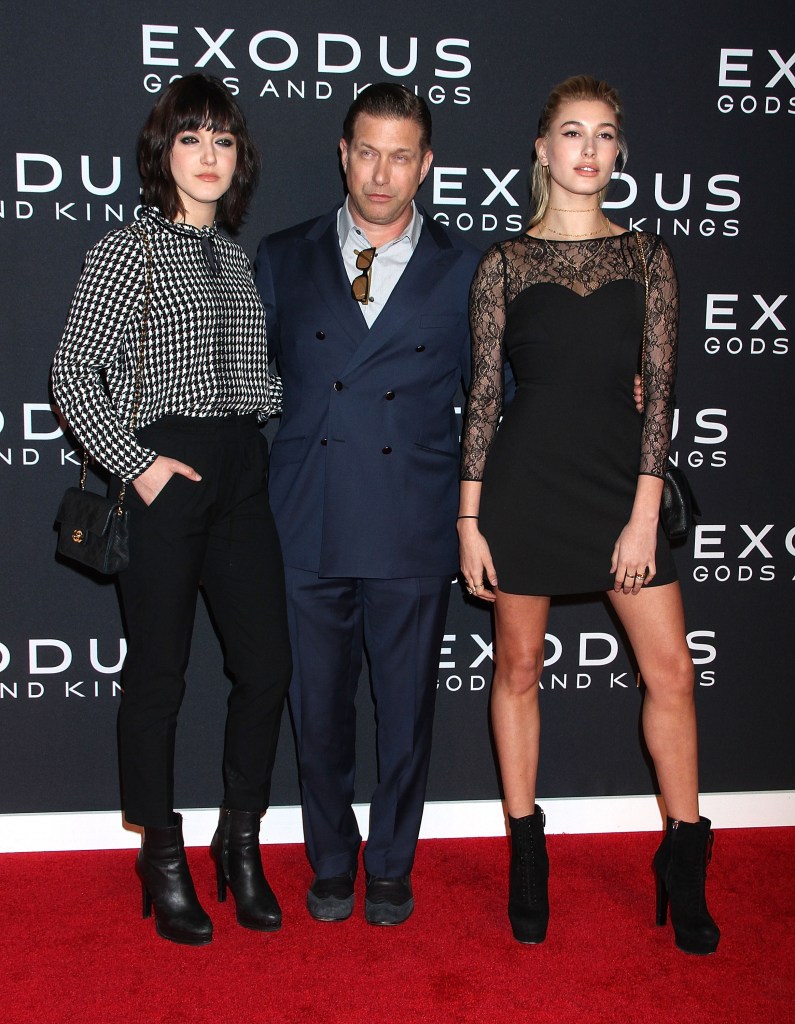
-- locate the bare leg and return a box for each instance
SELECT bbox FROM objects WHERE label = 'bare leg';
[490,591,551,817]
[607,582,699,822]
[611,584,720,954]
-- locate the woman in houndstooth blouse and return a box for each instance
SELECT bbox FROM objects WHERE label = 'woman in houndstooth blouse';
[52,75,291,946]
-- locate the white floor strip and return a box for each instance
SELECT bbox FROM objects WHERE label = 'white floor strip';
[1,791,792,853]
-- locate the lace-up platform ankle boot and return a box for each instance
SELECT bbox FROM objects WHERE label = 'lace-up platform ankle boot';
[508,806,549,944]
[653,816,720,955]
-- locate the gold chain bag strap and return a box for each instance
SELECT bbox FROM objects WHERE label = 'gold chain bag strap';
[55,224,153,574]
[636,232,700,541]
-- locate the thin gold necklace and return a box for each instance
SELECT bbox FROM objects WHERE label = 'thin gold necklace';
[537,222,612,293]
[549,206,599,213]
[540,213,611,238]
[542,223,601,238]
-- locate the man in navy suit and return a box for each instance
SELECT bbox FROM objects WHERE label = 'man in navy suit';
[255,84,480,925]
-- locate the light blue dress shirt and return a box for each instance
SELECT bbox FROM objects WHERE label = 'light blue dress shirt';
[337,198,424,328]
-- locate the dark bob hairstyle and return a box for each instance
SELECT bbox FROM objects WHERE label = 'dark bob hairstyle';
[137,74,260,231]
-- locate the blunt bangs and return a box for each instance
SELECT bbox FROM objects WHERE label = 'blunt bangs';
[138,74,260,231]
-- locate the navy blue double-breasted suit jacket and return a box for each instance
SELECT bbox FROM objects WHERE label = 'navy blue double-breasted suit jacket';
[254,205,481,580]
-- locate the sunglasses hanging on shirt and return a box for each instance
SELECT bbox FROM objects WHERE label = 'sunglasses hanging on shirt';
[351,247,376,304]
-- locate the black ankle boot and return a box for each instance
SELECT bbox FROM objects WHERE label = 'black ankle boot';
[136,813,213,946]
[653,816,720,955]
[508,806,549,944]
[210,807,282,931]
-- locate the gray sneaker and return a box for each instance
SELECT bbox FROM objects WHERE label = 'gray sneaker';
[306,871,356,921]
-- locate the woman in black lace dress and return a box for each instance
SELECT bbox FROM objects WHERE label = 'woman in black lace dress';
[458,76,719,954]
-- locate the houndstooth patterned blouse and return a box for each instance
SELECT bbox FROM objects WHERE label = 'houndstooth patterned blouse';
[52,206,282,482]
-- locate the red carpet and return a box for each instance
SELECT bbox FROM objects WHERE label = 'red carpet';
[2,830,793,1024]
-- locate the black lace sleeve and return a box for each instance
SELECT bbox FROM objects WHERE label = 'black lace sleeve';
[639,234,679,479]
[461,245,507,481]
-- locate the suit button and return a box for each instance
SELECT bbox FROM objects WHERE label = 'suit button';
[385,391,395,400]
[382,446,392,455]
[320,438,328,446]
[415,345,425,352]
[333,381,343,391]
[316,331,326,340]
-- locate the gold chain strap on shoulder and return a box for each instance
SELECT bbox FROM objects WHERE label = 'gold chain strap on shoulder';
[636,231,650,408]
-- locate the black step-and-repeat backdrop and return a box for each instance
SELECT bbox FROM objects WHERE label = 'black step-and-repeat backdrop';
[1,2,792,819]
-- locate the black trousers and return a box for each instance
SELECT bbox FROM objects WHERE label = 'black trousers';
[116,415,291,828]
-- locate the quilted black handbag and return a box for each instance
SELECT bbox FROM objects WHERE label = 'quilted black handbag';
[659,461,701,541]
[55,486,130,574]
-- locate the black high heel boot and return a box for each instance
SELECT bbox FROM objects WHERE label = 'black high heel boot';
[136,813,213,946]
[653,816,720,955]
[210,807,282,931]
[508,806,549,944]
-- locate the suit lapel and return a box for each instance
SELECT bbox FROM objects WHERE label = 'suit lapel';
[305,215,370,349]
[341,217,462,375]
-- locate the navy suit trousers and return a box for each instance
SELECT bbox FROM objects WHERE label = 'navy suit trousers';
[285,568,451,878]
